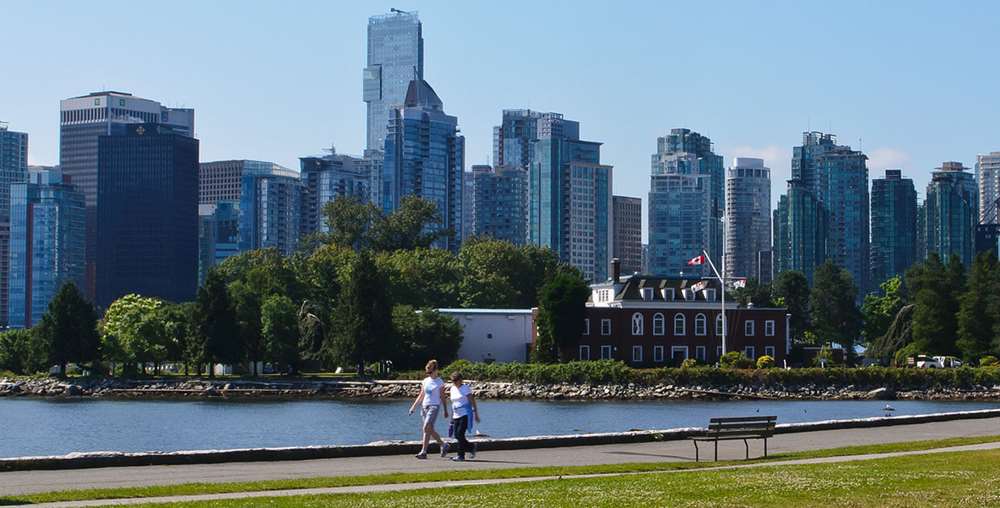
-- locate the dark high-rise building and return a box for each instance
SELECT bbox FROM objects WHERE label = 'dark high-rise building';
[612,195,643,275]
[0,124,28,325]
[870,169,917,287]
[239,171,302,256]
[773,178,827,283]
[383,79,465,251]
[472,165,527,245]
[7,168,85,327]
[96,123,198,308]
[60,91,194,299]
[924,161,978,266]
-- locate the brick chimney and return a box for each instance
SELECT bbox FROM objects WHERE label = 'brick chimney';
[611,258,621,283]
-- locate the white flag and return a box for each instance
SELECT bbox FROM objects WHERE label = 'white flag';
[732,279,747,289]
[690,280,709,292]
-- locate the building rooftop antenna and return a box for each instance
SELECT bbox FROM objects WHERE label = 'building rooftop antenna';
[323,142,336,155]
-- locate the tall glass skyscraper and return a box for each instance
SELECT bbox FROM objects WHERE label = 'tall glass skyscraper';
[96,123,199,308]
[0,124,28,326]
[774,179,827,282]
[977,152,1000,225]
[60,91,194,300]
[7,168,85,327]
[724,158,771,280]
[299,148,374,237]
[472,165,527,245]
[870,169,917,287]
[924,161,978,266]
[239,172,303,256]
[776,132,868,293]
[382,79,465,251]
[364,10,423,152]
[648,129,723,277]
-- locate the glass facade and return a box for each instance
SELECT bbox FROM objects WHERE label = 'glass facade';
[364,10,423,151]
[925,161,978,266]
[239,172,303,256]
[198,202,239,284]
[774,179,827,283]
[871,169,917,286]
[648,129,722,277]
[977,152,1000,225]
[299,149,373,236]
[612,195,643,275]
[96,123,199,308]
[8,169,86,328]
[724,158,771,280]
[382,79,464,251]
[0,125,28,325]
[472,165,527,245]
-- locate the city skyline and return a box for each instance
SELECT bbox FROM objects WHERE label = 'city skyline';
[5,1,1000,245]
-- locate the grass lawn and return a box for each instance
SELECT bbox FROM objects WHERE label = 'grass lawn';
[3,435,1000,506]
[129,447,1000,507]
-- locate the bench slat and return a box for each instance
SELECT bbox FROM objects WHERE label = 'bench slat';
[709,416,777,423]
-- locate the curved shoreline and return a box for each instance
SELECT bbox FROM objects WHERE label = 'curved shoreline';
[4,377,1000,402]
[2,408,1000,471]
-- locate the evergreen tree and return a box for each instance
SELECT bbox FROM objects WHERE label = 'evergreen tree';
[535,271,590,363]
[733,278,774,308]
[35,282,99,376]
[957,251,998,361]
[193,271,241,376]
[810,262,862,358]
[772,271,811,341]
[910,254,962,355]
[330,250,392,375]
[261,294,300,373]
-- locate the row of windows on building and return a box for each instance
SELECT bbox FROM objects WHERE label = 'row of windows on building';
[579,344,777,363]
[583,314,776,337]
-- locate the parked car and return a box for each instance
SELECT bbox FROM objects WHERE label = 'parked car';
[915,355,963,369]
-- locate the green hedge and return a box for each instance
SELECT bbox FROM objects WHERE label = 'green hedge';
[441,360,1000,390]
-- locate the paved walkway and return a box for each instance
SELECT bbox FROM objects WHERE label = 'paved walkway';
[12,441,1000,508]
[1,417,999,501]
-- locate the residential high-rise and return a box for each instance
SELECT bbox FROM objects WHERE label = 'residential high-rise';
[382,79,465,251]
[299,147,376,237]
[612,196,642,275]
[777,132,868,292]
[198,202,239,284]
[472,165,527,245]
[977,152,1000,225]
[96,123,198,308]
[7,168,85,327]
[773,179,827,282]
[364,9,423,152]
[724,158,771,281]
[648,128,723,277]
[239,171,302,256]
[924,161,978,266]
[528,114,612,280]
[60,91,194,299]
[199,160,298,206]
[493,109,559,170]
[870,169,917,287]
[0,124,28,325]
[462,170,475,242]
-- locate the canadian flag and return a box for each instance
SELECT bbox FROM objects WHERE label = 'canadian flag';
[687,254,705,266]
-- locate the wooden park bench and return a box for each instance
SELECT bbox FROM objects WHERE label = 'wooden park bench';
[691,416,777,462]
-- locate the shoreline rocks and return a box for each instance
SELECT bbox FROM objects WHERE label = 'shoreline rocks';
[2,376,1000,402]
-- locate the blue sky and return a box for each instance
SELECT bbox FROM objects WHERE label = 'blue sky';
[4,0,999,237]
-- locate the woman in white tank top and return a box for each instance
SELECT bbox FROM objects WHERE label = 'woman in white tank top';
[408,359,449,459]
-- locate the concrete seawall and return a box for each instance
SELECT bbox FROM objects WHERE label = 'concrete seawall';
[3,408,1000,472]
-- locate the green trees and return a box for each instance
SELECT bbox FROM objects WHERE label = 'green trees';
[101,294,166,375]
[330,250,392,374]
[534,271,590,363]
[772,271,810,341]
[378,248,461,308]
[732,278,774,308]
[909,254,964,355]
[861,276,906,349]
[261,294,300,373]
[957,252,999,362]
[0,329,47,374]
[391,306,463,369]
[35,282,100,376]
[193,271,241,376]
[810,262,862,356]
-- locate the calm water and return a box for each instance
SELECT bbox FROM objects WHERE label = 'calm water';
[1,398,997,458]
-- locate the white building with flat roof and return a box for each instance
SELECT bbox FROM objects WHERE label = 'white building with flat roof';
[437,309,534,363]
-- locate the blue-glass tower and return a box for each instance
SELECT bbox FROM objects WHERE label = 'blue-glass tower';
[871,169,917,286]
[239,171,303,256]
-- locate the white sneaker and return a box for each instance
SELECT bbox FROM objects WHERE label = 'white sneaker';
[440,442,449,457]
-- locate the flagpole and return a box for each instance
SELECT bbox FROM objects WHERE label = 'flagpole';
[702,249,726,357]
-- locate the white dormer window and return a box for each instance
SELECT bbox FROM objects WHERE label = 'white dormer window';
[641,288,653,301]
[631,312,644,335]
[661,288,675,301]
[703,289,716,301]
[682,289,694,301]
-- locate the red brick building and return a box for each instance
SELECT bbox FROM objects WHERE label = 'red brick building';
[575,262,790,367]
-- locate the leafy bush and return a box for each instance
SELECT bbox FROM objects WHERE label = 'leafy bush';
[756,355,775,369]
[0,329,48,375]
[720,351,754,369]
[980,355,999,367]
[680,358,698,369]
